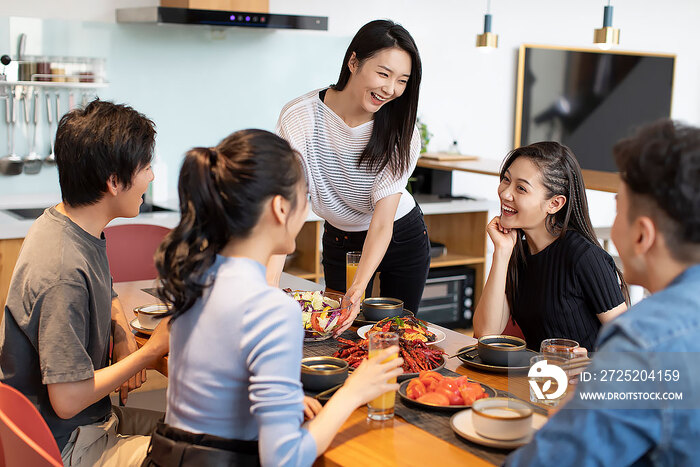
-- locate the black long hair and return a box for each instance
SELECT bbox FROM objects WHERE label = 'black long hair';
[332,19,421,176]
[155,129,304,321]
[501,142,630,312]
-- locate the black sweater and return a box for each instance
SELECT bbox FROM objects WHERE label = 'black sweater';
[511,230,625,351]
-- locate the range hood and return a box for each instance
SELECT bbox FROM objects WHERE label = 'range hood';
[116,6,327,31]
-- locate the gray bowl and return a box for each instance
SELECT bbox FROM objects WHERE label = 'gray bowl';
[301,356,349,392]
[361,297,403,322]
[477,335,527,366]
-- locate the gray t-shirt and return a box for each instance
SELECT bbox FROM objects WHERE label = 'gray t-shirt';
[0,207,115,450]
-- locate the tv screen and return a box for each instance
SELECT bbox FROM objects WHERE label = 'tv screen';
[516,45,675,174]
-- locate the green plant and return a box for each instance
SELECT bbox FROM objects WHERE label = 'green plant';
[416,117,432,154]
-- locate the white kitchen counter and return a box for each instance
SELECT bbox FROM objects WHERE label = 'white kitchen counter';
[0,193,495,240]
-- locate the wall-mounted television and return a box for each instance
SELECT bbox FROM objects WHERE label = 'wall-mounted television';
[514,44,675,192]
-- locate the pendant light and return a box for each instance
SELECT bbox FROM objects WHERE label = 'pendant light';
[593,0,620,49]
[476,0,498,49]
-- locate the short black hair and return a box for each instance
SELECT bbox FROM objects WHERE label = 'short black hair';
[614,119,700,262]
[55,99,156,207]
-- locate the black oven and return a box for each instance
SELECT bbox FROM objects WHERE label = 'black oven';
[415,265,475,328]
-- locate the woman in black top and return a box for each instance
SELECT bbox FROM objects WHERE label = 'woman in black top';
[473,142,629,351]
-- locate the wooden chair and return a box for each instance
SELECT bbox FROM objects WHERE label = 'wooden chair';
[0,382,62,467]
[104,224,171,283]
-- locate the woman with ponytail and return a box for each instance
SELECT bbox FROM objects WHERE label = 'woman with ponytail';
[272,19,429,327]
[473,142,629,351]
[144,130,403,467]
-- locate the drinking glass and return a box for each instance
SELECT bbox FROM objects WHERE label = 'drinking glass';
[540,338,579,360]
[528,354,568,406]
[367,331,399,420]
[346,251,364,300]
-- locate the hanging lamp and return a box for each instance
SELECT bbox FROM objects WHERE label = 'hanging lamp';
[476,0,498,49]
[593,1,620,49]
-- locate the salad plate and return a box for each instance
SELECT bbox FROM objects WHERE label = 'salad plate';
[287,290,351,341]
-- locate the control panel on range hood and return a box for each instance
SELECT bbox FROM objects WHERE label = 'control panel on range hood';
[116,6,327,31]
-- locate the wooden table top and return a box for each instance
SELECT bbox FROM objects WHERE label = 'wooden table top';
[116,279,549,466]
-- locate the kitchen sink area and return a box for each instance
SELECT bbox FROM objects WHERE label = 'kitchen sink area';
[1,203,175,220]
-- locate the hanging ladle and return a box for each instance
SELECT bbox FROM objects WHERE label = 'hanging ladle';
[0,86,24,175]
[23,89,42,174]
[44,91,56,165]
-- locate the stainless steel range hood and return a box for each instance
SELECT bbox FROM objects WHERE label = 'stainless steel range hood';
[116,6,327,31]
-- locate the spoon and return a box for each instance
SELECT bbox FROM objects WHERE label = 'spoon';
[0,87,24,175]
[23,89,42,174]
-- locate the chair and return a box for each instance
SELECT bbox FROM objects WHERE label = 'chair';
[502,315,526,340]
[104,224,171,283]
[0,383,62,467]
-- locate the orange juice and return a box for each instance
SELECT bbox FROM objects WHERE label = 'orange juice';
[367,350,397,411]
[346,262,365,300]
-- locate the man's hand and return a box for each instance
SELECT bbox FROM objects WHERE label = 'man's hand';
[111,323,146,405]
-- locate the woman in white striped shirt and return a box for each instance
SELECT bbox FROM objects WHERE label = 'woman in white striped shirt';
[271,20,430,330]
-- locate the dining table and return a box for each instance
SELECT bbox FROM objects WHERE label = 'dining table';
[115,276,552,466]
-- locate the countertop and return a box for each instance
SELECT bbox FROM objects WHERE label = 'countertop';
[0,193,496,240]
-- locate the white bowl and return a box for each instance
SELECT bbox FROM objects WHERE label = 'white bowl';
[471,397,533,441]
[134,304,169,330]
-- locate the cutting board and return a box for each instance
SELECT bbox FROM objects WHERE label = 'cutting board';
[420,153,479,162]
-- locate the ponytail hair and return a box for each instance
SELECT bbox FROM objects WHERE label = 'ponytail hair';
[501,142,630,312]
[155,129,304,321]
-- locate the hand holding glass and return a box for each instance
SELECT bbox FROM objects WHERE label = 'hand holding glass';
[367,331,399,420]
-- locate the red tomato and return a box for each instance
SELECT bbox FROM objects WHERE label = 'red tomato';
[454,376,471,388]
[436,387,463,405]
[458,383,486,406]
[406,379,427,400]
[416,392,450,406]
[436,379,463,405]
[418,371,444,392]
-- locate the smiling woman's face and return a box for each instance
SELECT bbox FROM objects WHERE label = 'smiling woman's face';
[347,47,412,115]
[497,157,558,231]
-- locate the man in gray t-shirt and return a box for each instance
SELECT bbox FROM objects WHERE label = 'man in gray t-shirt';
[0,100,170,466]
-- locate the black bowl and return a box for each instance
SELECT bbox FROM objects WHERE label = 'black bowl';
[300,356,349,392]
[477,335,527,366]
[361,297,403,321]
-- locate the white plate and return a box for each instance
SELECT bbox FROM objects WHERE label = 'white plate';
[129,317,154,335]
[356,324,446,344]
[450,409,548,449]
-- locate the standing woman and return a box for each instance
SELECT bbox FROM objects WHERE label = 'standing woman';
[146,130,403,466]
[272,19,430,326]
[473,142,628,351]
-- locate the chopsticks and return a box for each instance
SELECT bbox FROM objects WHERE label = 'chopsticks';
[446,345,477,359]
[313,382,344,400]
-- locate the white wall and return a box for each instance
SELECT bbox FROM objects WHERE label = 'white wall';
[1,0,699,228]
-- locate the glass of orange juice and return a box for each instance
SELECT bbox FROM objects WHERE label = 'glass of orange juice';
[367,331,399,420]
[346,251,364,300]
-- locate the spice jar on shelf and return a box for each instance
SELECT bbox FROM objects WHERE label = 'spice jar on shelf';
[36,56,51,82]
[91,58,106,83]
[51,56,66,82]
[77,57,94,83]
[18,56,37,82]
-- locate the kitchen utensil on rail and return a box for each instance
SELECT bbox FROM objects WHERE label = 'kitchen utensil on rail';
[0,87,24,175]
[44,91,56,165]
[23,89,42,174]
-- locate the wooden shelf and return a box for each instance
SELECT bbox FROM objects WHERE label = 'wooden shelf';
[430,253,484,268]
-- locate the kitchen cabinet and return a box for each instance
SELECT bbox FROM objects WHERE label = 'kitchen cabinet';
[0,238,24,315]
[282,196,494,307]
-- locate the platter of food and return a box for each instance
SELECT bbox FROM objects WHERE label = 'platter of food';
[333,337,445,378]
[397,372,495,412]
[356,316,446,344]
